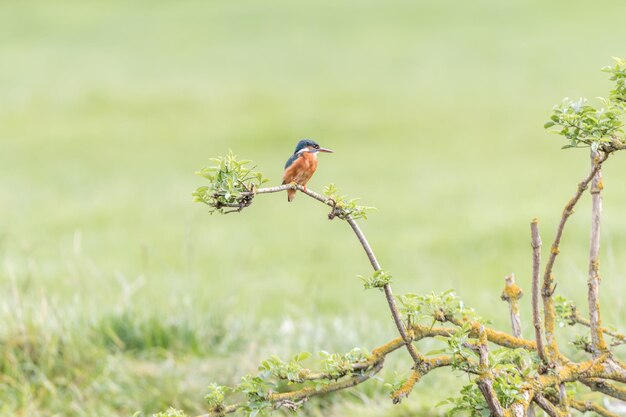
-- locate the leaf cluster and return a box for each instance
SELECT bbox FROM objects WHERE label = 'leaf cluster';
[235,375,274,417]
[438,346,534,416]
[193,150,268,213]
[152,408,189,417]
[554,295,576,327]
[258,352,311,383]
[200,349,370,417]
[430,323,479,373]
[545,58,626,150]
[399,290,482,325]
[383,372,408,394]
[323,183,375,220]
[603,57,626,104]
[359,269,392,290]
[319,348,369,379]
[205,383,231,412]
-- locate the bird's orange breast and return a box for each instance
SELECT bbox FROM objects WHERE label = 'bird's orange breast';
[282,152,318,185]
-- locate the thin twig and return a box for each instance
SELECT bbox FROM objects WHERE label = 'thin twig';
[588,149,608,357]
[568,308,626,345]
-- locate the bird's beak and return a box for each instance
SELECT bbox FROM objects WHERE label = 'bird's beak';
[318,147,334,153]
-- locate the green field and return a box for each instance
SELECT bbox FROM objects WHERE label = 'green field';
[2,1,626,415]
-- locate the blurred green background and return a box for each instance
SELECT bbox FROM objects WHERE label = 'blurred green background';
[2,0,626,415]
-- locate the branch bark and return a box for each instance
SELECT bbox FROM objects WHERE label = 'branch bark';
[587,149,608,357]
[530,219,548,367]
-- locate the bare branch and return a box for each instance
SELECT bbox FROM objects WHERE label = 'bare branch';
[588,149,608,357]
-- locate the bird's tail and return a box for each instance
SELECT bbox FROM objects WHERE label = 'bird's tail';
[287,189,296,202]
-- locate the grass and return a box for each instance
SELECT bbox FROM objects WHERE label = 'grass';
[1,0,626,415]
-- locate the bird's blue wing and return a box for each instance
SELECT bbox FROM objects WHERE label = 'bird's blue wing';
[284,153,300,169]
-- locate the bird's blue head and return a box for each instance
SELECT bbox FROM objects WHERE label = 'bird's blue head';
[293,139,334,155]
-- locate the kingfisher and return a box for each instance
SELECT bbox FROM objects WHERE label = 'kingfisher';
[282,139,334,201]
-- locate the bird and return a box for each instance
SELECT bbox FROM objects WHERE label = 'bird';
[282,139,334,202]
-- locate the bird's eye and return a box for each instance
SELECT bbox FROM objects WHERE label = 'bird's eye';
[314,144,320,149]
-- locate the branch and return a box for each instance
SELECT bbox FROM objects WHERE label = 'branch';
[476,377,505,417]
[570,398,619,417]
[533,394,564,417]
[541,152,609,360]
[442,318,537,351]
[566,306,626,346]
[542,152,608,279]
[530,219,548,366]
[390,356,453,403]
[475,332,505,417]
[344,217,424,364]
[270,361,384,403]
[587,149,608,357]
[581,378,626,402]
[199,337,404,417]
[202,362,385,417]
